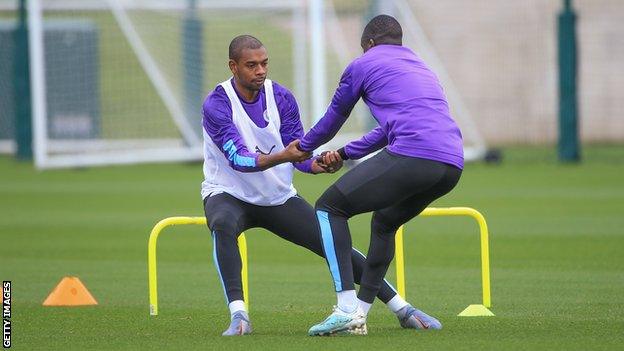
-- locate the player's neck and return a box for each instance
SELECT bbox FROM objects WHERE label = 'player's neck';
[233,78,259,103]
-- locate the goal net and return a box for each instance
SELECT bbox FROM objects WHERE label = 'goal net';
[28,0,307,168]
[26,0,487,168]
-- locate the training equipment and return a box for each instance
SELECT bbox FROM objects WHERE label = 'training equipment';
[148,216,249,316]
[458,304,495,317]
[42,276,98,306]
[398,306,442,330]
[307,305,367,336]
[395,207,494,317]
[222,311,252,336]
[148,207,492,317]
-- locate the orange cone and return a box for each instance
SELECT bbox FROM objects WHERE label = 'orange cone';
[42,276,98,306]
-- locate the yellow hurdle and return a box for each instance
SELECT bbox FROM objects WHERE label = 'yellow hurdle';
[147,217,249,316]
[148,207,492,317]
[394,207,493,316]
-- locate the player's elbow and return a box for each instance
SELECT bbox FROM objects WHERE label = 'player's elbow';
[232,164,260,173]
[226,151,259,172]
[230,159,260,173]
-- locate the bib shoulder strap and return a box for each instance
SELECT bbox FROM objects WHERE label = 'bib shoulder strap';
[220,78,239,108]
[263,79,281,129]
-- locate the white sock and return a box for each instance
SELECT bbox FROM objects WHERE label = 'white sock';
[386,295,409,314]
[359,299,372,315]
[228,300,247,318]
[337,290,358,313]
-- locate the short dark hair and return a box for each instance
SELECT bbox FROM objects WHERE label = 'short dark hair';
[229,35,264,62]
[361,14,402,47]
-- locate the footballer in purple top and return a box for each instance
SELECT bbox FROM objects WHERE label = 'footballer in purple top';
[298,32,464,169]
[301,15,463,336]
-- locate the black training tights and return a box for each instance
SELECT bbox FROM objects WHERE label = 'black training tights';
[315,150,462,303]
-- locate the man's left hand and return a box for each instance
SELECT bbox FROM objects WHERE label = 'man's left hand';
[312,150,343,174]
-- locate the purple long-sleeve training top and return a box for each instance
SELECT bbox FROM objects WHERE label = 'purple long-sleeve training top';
[202,79,313,173]
[299,44,464,169]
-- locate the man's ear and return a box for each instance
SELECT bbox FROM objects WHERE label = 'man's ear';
[228,59,237,75]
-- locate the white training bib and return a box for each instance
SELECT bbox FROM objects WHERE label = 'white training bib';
[201,78,297,206]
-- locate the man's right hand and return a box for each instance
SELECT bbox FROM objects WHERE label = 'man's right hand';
[256,140,311,171]
[283,140,312,163]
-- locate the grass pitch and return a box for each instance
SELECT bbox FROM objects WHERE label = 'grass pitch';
[1,146,623,350]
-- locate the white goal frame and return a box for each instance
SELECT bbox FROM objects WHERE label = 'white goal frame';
[28,0,307,169]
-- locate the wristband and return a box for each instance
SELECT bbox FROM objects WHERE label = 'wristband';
[337,147,349,160]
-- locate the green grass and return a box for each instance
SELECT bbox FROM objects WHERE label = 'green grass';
[1,145,624,350]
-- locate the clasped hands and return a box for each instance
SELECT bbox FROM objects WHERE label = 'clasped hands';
[284,140,343,174]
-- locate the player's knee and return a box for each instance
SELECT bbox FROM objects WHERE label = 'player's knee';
[314,186,336,210]
[371,212,401,237]
[315,185,351,217]
[369,251,394,269]
[208,212,239,237]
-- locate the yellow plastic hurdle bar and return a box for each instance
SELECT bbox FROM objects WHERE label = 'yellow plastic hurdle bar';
[395,207,494,316]
[148,207,493,317]
[148,217,248,316]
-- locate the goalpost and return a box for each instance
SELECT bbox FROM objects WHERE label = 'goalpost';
[27,0,307,169]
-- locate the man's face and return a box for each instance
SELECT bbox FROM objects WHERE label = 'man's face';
[229,47,268,91]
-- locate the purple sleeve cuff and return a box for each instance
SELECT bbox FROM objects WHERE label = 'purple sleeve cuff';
[343,127,388,160]
[293,158,314,174]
